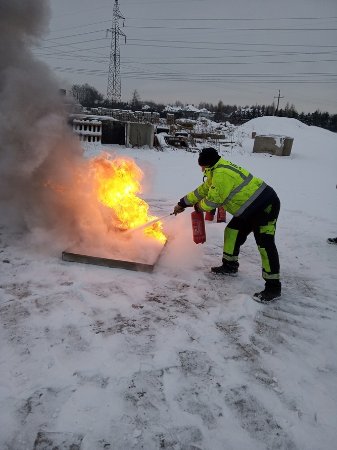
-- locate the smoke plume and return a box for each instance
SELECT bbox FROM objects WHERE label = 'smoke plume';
[0,0,92,245]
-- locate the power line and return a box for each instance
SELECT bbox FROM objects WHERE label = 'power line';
[34,42,337,58]
[125,25,337,31]
[125,16,337,21]
[42,29,108,41]
[126,38,337,49]
[37,33,337,50]
[48,65,337,83]
[47,16,337,34]
[34,47,337,66]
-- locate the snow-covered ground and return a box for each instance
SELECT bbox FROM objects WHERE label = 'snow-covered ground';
[1,117,337,450]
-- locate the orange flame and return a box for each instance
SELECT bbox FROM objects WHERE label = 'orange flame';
[90,154,166,243]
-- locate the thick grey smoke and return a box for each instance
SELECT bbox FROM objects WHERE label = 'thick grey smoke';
[0,0,89,243]
[0,1,168,261]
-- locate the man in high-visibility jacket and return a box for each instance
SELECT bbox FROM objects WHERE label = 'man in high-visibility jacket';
[173,147,281,303]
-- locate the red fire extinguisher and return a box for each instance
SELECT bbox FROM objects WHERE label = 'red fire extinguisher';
[217,207,226,223]
[205,209,215,221]
[191,210,206,244]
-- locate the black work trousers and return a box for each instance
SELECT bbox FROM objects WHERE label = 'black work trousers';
[223,190,280,281]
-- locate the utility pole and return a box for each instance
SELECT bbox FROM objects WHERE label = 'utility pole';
[273,89,284,116]
[106,0,126,104]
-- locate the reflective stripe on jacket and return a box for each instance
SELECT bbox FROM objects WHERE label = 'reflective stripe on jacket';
[183,158,267,216]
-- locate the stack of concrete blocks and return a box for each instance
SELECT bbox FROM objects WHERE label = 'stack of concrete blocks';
[152,112,160,124]
[72,119,102,143]
[167,113,175,125]
[129,110,135,121]
[253,134,294,156]
[120,110,129,121]
[134,111,143,122]
[143,111,152,123]
[111,109,120,119]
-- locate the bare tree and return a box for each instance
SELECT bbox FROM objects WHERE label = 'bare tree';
[71,84,103,107]
[130,89,141,110]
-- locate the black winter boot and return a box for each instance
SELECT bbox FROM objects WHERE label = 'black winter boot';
[211,259,239,276]
[253,280,281,303]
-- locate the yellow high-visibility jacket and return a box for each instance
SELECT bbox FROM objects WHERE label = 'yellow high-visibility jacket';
[183,158,267,216]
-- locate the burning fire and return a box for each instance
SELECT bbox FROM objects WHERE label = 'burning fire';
[90,154,166,243]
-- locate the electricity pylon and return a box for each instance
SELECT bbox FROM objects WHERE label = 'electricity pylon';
[106,0,126,103]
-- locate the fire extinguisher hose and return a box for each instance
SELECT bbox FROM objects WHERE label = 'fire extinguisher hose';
[125,213,174,234]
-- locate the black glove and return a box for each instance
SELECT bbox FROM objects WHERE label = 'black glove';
[173,198,189,215]
[194,203,202,212]
[173,204,185,215]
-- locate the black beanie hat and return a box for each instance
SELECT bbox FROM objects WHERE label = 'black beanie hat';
[198,147,221,167]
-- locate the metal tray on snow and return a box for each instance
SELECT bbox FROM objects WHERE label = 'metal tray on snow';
[62,244,166,273]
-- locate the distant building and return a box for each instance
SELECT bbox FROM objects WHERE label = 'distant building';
[163,104,213,120]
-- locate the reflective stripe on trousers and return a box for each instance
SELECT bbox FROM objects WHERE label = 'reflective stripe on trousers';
[222,195,280,281]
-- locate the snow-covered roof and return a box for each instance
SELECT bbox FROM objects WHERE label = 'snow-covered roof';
[164,105,182,112]
[183,104,199,112]
[164,104,211,114]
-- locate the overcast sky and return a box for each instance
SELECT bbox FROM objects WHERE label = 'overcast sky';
[34,0,337,113]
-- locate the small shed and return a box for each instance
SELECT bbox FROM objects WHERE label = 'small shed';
[126,122,154,148]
